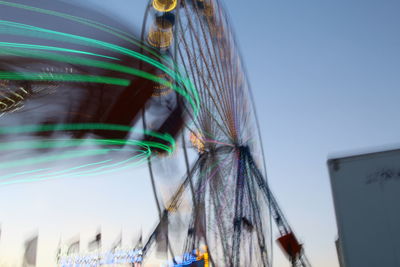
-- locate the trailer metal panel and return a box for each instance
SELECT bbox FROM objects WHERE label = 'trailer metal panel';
[328,149,400,267]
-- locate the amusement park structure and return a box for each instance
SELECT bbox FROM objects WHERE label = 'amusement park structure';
[142,147,312,267]
[0,0,313,266]
[140,0,312,266]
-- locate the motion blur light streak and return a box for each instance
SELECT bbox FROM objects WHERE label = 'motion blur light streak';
[0,42,121,60]
[0,123,176,147]
[0,152,149,186]
[0,18,198,88]
[0,1,199,265]
[152,0,178,13]
[152,73,173,96]
[0,0,163,59]
[190,131,205,153]
[0,149,147,185]
[0,149,112,170]
[0,18,200,113]
[147,26,174,48]
[0,1,315,266]
[0,123,176,185]
[0,72,131,86]
[0,47,194,108]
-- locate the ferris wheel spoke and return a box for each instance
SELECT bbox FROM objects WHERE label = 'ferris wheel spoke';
[179,10,230,108]
[142,1,274,266]
[177,44,233,140]
[176,42,231,140]
[177,20,229,131]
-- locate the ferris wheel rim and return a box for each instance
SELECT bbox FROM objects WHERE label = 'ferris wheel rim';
[141,1,273,266]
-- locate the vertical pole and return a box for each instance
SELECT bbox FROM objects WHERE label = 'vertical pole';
[231,147,246,266]
[245,161,269,267]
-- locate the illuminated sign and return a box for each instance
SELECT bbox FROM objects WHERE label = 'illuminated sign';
[161,248,209,267]
[58,249,142,267]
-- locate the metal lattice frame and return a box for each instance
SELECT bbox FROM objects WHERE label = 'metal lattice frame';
[141,1,311,267]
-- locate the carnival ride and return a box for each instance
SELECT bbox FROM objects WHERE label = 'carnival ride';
[0,0,196,185]
[0,0,311,266]
[140,0,312,266]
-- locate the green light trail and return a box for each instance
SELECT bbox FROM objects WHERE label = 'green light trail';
[0,71,130,86]
[0,123,175,153]
[0,153,149,186]
[0,0,163,60]
[0,148,111,170]
[0,123,176,185]
[30,151,149,180]
[0,168,52,181]
[0,0,194,87]
[0,47,193,108]
[0,138,173,160]
[0,1,202,185]
[0,139,143,151]
[0,20,200,114]
[0,142,149,182]
[0,42,119,60]
[28,159,113,179]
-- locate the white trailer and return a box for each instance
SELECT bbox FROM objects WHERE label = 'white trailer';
[328,149,400,267]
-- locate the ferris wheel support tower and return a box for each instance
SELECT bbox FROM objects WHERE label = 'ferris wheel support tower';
[140,0,313,266]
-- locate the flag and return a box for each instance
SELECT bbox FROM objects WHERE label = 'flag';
[67,239,80,255]
[55,238,61,262]
[134,232,142,250]
[22,235,38,267]
[111,232,122,252]
[88,231,101,252]
[132,232,143,267]
[156,212,168,257]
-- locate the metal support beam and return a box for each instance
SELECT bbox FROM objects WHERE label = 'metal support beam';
[245,147,312,267]
[231,147,246,267]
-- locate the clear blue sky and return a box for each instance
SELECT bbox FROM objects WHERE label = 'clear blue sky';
[1,1,399,266]
[229,1,399,266]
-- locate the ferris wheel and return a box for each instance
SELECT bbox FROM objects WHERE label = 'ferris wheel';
[140,1,311,267]
[0,0,311,265]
